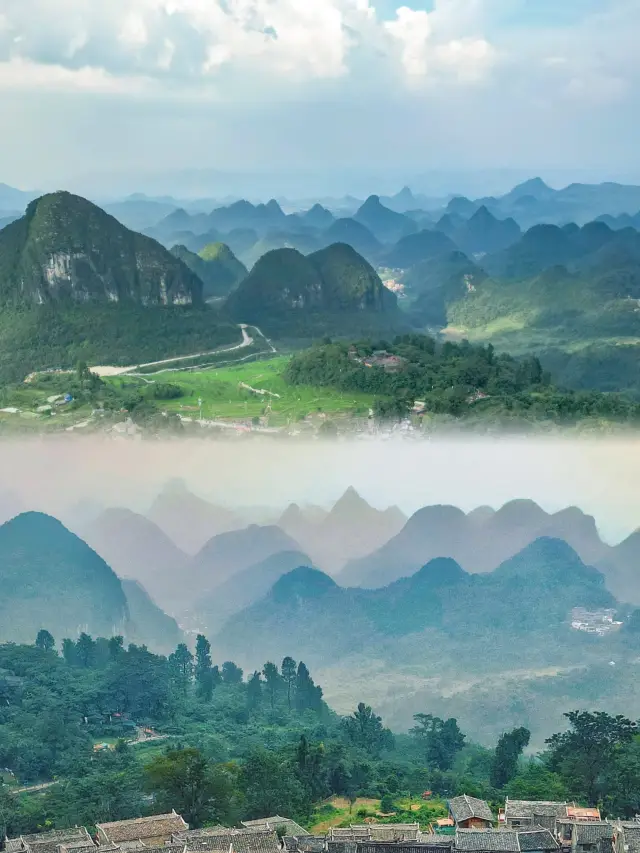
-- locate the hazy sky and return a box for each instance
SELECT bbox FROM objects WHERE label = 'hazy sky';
[2,434,640,545]
[1,0,639,197]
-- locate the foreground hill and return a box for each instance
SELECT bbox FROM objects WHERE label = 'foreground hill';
[0,512,130,644]
[0,194,239,381]
[81,508,189,614]
[216,537,616,665]
[0,192,203,306]
[340,498,609,588]
[225,243,399,334]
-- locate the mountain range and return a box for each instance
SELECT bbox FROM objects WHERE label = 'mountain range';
[214,536,618,667]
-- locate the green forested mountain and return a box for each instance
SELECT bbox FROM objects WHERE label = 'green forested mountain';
[0,193,203,306]
[170,242,247,298]
[0,193,240,381]
[216,538,616,667]
[226,243,398,332]
[0,512,129,643]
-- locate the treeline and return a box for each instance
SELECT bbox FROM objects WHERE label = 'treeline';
[285,335,640,421]
[2,636,640,838]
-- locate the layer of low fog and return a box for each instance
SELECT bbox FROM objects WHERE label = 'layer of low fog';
[1,433,637,544]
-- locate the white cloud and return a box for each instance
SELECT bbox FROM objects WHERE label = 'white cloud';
[0,0,504,94]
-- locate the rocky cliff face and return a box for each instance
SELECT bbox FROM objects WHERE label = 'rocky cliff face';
[0,192,203,306]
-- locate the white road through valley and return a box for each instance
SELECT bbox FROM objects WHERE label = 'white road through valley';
[90,324,272,377]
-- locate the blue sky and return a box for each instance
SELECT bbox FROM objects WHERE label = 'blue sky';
[0,0,638,197]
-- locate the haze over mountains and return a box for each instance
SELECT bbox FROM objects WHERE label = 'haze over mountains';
[5,475,640,741]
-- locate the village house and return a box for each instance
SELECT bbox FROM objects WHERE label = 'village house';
[362,351,406,372]
[242,820,309,838]
[5,829,95,853]
[454,829,559,853]
[449,796,495,829]
[556,822,614,853]
[500,802,600,834]
[611,822,640,853]
[96,813,188,848]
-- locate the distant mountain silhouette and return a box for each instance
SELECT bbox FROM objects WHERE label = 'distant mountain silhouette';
[82,508,189,614]
[303,204,335,229]
[197,549,314,631]
[340,499,610,588]
[148,479,241,554]
[185,523,303,606]
[380,229,457,268]
[278,488,406,573]
[354,196,417,243]
[322,218,381,261]
[451,206,521,256]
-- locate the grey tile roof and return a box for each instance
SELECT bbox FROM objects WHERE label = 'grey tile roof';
[455,831,520,852]
[97,814,188,844]
[173,830,230,842]
[516,830,559,852]
[573,824,614,844]
[281,837,326,853]
[185,831,280,853]
[242,820,308,838]
[357,844,453,853]
[5,842,26,853]
[449,798,494,826]
[505,803,569,820]
[417,837,455,847]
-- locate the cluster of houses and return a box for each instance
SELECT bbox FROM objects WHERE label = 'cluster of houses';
[3,800,640,853]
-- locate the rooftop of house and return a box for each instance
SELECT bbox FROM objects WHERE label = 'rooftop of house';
[241,820,309,838]
[455,831,520,853]
[516,830,560,852]
[504,801,572,820]
[184,831,280,853]
[96,812,188,843]
[449,797,495,825]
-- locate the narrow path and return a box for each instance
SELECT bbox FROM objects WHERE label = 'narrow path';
[10,781,57,794]
[91,324,267,377]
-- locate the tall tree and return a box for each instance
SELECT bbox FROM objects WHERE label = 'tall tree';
[263,662,280,709]
[35,629,55,652]
[62,637,77,664]
[221,661,243,684]
[343,703,394,758]
[76,633,96,668]
[169,644,194,694]
[195,635,213,700]
[144,747,233,828]
[546,711,638,804]
[109,635,124,660]
[247,671,263,709]
[491,727,531,788]
[281,656,297,710]
[295,661,323,713]
[410,714,466,771]
[240,747,304,818]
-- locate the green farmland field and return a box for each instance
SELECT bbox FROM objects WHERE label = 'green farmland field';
[107,356,376,425]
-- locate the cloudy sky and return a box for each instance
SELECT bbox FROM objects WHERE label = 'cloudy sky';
[1,0,639,197]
